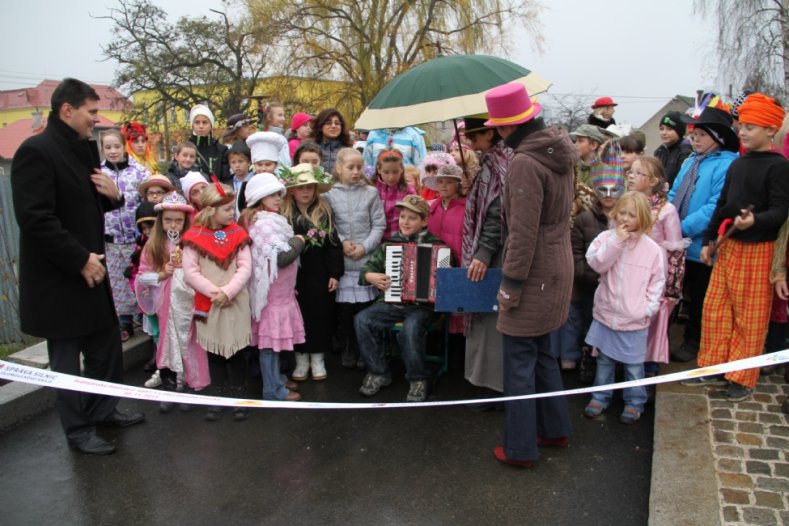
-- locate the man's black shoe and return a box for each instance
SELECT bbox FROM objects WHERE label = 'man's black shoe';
[70,435,116,455]
[97,409,145,428]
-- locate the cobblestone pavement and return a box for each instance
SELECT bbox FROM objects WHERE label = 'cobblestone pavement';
[707,369,789,526]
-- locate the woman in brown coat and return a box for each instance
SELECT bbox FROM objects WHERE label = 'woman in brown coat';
[484,82,576,468]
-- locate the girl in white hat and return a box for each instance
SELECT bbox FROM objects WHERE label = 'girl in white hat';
[241,173,305,402]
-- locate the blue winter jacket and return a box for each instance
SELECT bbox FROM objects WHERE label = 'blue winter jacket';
[667,149,738,263]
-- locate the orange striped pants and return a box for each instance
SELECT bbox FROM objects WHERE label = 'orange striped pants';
[698,239,774,388]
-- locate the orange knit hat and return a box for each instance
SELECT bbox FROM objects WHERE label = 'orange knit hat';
[737,93,785,129]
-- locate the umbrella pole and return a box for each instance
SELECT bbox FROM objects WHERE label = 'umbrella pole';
[452,119,469,177]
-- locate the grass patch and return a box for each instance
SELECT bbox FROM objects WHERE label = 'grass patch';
[0,339,42,360]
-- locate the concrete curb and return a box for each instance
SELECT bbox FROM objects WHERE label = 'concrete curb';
[0,334,152,432]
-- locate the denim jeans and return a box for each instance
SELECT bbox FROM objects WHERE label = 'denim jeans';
[258,349,289,400]
[591,350,647,411]
[502,333,572,462]
[355,302,435,381]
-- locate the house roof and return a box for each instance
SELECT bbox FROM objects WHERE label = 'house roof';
[0,80,131,112]
[0,114,117,160]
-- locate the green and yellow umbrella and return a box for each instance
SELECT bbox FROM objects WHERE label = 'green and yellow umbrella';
[355,54,551,130]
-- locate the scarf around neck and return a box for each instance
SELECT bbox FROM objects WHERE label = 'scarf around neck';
[248,211,295,320]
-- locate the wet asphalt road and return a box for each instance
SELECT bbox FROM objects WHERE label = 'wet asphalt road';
[0,354,653,525]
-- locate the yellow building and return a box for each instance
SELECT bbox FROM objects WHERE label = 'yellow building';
[0,80,130,129]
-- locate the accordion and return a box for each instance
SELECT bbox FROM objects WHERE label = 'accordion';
[384,243,452,304]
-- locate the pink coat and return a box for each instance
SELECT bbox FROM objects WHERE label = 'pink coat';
[586,229,666,331]
[428,197,467,265]
[376,178,416,240]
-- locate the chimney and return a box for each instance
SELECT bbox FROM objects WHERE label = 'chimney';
[31,110,43,130]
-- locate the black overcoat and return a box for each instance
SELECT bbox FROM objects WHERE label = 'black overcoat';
[11,113,121,339]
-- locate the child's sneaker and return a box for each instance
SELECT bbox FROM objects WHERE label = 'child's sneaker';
[144,370,161,388]
[726,381,752,402]
[406,380,428,402]
[680,374,726,387]
[359,373,391,396]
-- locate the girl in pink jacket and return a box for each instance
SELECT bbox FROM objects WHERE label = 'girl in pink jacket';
[372,149,415,240]
[583,191,665,424]
[425,163,467,333]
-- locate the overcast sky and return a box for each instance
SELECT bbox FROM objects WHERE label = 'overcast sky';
[2,0,718,127]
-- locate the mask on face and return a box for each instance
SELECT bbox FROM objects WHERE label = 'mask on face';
[594,184,625,199]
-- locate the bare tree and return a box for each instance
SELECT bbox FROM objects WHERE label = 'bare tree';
[695,0,789,98]
[98,0,274,123]
[248,0,544,110]
[542,93,592,131]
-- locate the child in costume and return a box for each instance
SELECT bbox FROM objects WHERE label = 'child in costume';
[182,180,253,421]
[355,195,443,402]
[121,121,159,174]
[627,156,688,374]
[100,129,149,342]
[588,97,618,129]
[281,163,343,381]
[325,148,385,369]
[135,192,210,413]
[247,130,290,175]
[419,151,455,202]
[372,149,415,240]
[561,143,625,376]
[583,191,665,424]
[242,173,305,402]
[666,107,739,362]
[682,94,789,402]
[424,164,466,335]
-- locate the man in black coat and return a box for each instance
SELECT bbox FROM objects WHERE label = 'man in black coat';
[11,78,144,455]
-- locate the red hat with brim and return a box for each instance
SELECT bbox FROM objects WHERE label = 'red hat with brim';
[592,96,618,109]
[483,83,542,127]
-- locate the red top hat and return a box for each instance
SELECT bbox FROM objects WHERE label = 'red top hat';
[483,83,542,127]
[592,96,618,109]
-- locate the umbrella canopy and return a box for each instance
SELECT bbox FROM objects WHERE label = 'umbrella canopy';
[355,54,550,130]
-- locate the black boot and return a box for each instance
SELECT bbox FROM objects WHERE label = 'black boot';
[341,340,358,369]
[579,346,596,384]
[670,341,698,363]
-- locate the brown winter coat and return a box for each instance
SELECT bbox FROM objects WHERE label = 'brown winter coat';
[497,125,577,337]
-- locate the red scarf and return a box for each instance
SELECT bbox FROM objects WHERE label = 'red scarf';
[182,223,250,320]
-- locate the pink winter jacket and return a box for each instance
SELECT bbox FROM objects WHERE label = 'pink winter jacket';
[586,229,666,331]
[428,196,467,265]
[376,178,416,240]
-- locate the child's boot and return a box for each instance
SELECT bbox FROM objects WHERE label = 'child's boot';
[311,353,327,381]
[341,341,358,369]
[292,352,310,381]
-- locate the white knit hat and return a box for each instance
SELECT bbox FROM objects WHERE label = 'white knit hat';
[246,131,288,163]
[180,171,208,197]
[189,104,215,128]
[245,172,286,206]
